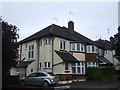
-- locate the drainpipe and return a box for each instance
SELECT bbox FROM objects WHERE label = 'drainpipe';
[36,40,39,72]
[52,37,55,73]
[20,44,22,62]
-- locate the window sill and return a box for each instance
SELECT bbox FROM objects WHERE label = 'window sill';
[44,67,52,69]
[65,70,70,73]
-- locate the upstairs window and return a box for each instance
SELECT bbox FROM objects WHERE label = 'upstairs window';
[60,40,65,50]
[70,43,85,52]
[44,38,52,44]
[28,45,34,59]
[87,62,98,67]
[39,39,42,46]
[87,45,98,53]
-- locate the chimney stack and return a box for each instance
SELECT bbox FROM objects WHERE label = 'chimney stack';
[68,21,74,33]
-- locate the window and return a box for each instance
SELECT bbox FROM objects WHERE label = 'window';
[70,43,85,52]
[65,63,69,71]
[45,38,52,44]
[28,45,34,59]
[72,62,85,74]
[30,69,34,73]
[77,43,80,51]
[81,44,84,51]
[87,62,98,67]
[71,43,75,51]
[39,39,42,45]
[99,49,102,56]
[87,45,98,53]
[60,40,65,50]
[44,62,51,68]
[39,62,41,68]
[92,46,95,52]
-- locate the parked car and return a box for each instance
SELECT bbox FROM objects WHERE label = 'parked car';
[19,72,59,87]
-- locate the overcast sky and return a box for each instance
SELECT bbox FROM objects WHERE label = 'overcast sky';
[1,1,119,41]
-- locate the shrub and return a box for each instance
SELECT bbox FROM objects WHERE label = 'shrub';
[87,66,115,80]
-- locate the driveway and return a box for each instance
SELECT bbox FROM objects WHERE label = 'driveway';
[70,80,120,90]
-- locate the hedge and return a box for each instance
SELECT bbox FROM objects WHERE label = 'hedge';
[87,66,116,80]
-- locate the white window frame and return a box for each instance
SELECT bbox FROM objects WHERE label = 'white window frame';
[39,62,41,68]
[70,43,85,52]
[28,45,34,59]
[87,62,98,67]
[45,38,52,44]
[87,45,98,53]
[72,62,85,74]
[60,40,65,50]
[39,39,42,46]
[30,68,34,73]
[65,63,69,71]
[44,62,51,68]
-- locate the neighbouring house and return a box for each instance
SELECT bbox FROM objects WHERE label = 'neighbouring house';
[10,21,120,83]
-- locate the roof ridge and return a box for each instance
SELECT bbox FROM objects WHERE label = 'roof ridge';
[50,24,55,33]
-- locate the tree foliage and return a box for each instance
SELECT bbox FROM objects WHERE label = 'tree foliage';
[110,26,120,61]
[2,20,19,74]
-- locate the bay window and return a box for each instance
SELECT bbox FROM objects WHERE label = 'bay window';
[72,62,85,74]
[87,45,98,53]
[70,43,85,52]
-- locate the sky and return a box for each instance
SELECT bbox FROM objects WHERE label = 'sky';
[1,1,119,41]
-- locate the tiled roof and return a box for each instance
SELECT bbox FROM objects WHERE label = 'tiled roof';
[98,57,112,64]
[55,50,79,63]
[16,61,34,68]
[95,39,112,49]
[19,24,79,44]
[19,23,111,50]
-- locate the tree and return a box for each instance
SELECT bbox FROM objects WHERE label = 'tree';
[2,19,19,86]
[110,26,120,61]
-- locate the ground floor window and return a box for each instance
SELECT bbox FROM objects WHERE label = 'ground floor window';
[65,63,69,71]
[44,62,51,68]
[72,62,85,74]
[87,62,98,67]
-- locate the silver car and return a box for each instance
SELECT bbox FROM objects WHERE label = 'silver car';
[19,72,59,87]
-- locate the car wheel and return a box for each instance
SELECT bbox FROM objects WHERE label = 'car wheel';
[43,81,49,87]
[20,81,25,86]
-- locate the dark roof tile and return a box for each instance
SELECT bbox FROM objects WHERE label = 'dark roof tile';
[55,50,79,63]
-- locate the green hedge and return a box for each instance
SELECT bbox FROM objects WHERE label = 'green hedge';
[87,66,116,80]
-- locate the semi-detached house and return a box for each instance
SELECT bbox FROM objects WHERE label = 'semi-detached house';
[11,21,120,83]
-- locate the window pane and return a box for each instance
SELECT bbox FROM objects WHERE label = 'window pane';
[71,43,75,51]
[48,62,50,67]
[92,46,94,52]
[32,45,34,49]
[39,62,41,68]
[81,44,84,51]
[60,41,62,49]
[45,62,47,67]
[65,63,69,70]
[82,67,84,73]
[77,43,80,51]
[72,67,76,73]
[77,63,80,66]
[63,41,65,49]
[77,67,81,73]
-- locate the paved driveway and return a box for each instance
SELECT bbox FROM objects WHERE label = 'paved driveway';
[70,80,120,90]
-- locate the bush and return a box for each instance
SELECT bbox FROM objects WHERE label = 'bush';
[87,66,115,80]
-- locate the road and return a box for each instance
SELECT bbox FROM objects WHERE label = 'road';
[3,80,120,90]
